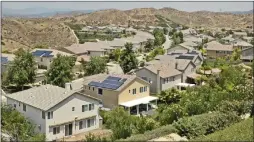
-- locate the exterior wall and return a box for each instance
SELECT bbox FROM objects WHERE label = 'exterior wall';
[88,51,105,57]
[118,79,150,104]
[182,63,196,82]
[161,74,182,91]
[7,98,46,134]
[1,64,8,74]
[207,50,232,58]
[233,45,252,51]
[84,86,119,109]
[135,68,158,94]
[46,93,100,141]
[193,57,203,69]
[242,48,253,57]
[34,56,53,70]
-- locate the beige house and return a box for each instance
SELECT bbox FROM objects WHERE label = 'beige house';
[5,85,101,141]
[233,32,247,39]
[82,74,158,115]
[241,47,253,62]
[205,41,233,58]
[242,36,253,43]
[232,39,253,50]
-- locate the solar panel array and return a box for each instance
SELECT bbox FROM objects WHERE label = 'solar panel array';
[88,76,127,90]
[176,55,195,60]
[1,57,8,64]
[32,50,53,57]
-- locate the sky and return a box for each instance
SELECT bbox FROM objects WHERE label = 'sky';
[2,1,253,12]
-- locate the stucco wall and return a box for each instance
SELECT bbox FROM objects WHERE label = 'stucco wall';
[207,50,232,58]
[118,79,150,104]
[34,56,53,70]
[182,63,196,82]
[135,68,158,94]
[89,51,105,57]
[161,74,182,91]
[7,98,46,134]
[46,93,100,141]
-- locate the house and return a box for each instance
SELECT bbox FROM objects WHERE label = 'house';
[232,39,253,50]
[63,42,114,57]
[5,84,101,141]
[233,32,247,39]
[205,41,233,58]
[82,74,158,115]
[242,36,253,43]
[1,53,15,74]
[221,36,235,44]
[167,41,197,54]
[31,49,78,70]
[138,54,197,93]
[197,34,215,42]
[241,47,253,62]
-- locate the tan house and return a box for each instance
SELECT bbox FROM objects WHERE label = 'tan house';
[232,39,253,50]
[233,32,247,39]
[241,47,253,62]
[82,74,158,115]
[205,41,233,58]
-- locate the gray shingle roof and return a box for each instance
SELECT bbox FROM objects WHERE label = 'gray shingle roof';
[144,63,182,78]
[5,85,85,111]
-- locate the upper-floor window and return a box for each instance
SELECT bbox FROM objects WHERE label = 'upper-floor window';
[98,88,103,95]
[82,105,88,112]
[23,104,26,111]
[89,87,91,90]
[140,87,144,93]
[42,111,45,119]
[14,104,16,108]
[72,107,75,111]
[48,111,53,119]
[144,86,148,92]
[89,104,94,111]
[41,58,43,62]
[53,127,60,135]
[132,88,136,95]
[93,87,95,91]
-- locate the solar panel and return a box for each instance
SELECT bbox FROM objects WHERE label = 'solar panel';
[102,79,120,85]
[176,55,194,60]
[1,57,8,64]
[107,76,121,81]
[42,51,53,57]
[32,50,46,57]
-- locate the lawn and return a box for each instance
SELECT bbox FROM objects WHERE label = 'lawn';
[193,118,253,141]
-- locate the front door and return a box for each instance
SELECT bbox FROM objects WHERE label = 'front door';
[65,123,73,136]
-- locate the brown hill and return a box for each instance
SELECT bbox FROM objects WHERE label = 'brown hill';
[2,7,253,51]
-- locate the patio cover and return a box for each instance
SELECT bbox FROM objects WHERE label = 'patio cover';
[119,96,158,107]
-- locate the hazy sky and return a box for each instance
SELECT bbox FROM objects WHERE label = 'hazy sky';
[2,1,253,12]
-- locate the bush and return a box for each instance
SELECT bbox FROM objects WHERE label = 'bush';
[118,125,178,141]
[193,118,253,141]
[217,100,252,116]
[173,111,241,139]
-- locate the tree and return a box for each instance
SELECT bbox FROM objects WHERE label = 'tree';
[120,42,138,73]
[104,107,133,139]
[85,56,107,76]
[144,39,154,52]
[158,88,181,104]
[163,27,168,35]
[1,105,46,141]
[231,48,241,61]
[178,32,184,43]
[132,115,159,134]
[4,50,37,90]
[46,54,76,87]
[109,48,122,62]
[153,29,166,46]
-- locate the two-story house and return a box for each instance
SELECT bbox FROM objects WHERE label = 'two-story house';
[5,85,100,141]
[205,41,233,58]
[81,74,158,115]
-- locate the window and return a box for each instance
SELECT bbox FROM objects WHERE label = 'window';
[87,119,91,128]
[140,87,143,93]
[53,127,60,135]
[90,118,95,127]
[172,77,175,81]
[14,104,16,108]
[42,111,45,119]
[23,104,26,111]
[93,87,94,91]
[82,105,88,112]
[129,90,131,93]
[144,86,147,92]
[48,111,53,119]
[89,104,94,111]
[72,107,75,111]
[148,78,152,83]
[98,88,103,95]
[19,102,20,106]
[41,58,43,62]
[89,87,91,90]
[79,121,83,130]
[132,88,136,95]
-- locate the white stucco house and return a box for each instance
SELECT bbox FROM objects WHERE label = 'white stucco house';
[5,84,101,141]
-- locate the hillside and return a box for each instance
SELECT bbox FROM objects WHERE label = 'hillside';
[2,7,253,51]
[2,18,77,52]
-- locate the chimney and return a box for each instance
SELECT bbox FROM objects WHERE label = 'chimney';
[65,82,72,91]
[157,70,161,94]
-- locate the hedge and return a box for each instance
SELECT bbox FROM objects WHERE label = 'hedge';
[117,125,178,141]
[173,111,241,139]
[193,118,253,141]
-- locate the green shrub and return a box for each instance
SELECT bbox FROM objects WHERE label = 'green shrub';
[118,125,178,141]
[217,100,252,116]
[173,111,241,139]
[193,118,253,141]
